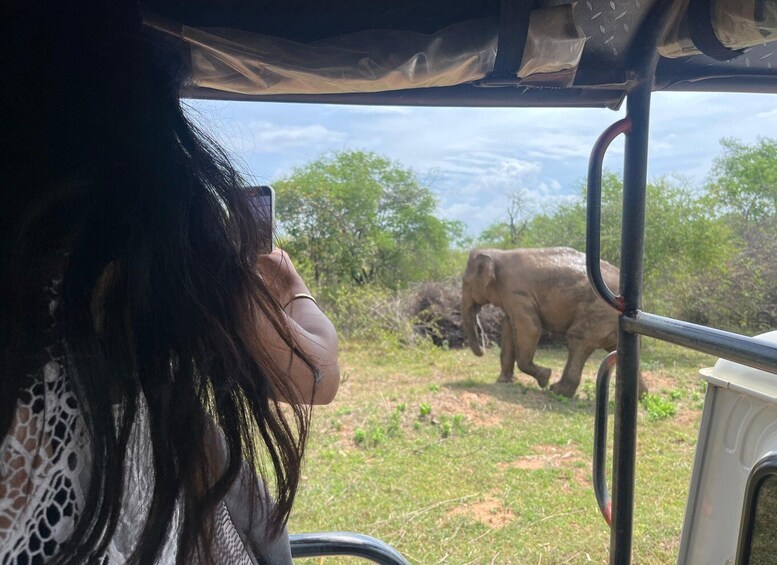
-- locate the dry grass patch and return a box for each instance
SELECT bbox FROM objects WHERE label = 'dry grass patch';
[499,443,585,471]
[643,369,680,391]
[429,390,504,427]
[445,493,516,529]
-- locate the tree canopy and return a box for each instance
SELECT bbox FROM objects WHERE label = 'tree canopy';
[478,173,734,294]
[707,137,777,239]
[476,189,534,248]
[477,138,777,330]
[692,138,777,330]
[274,150,464,288]
[270,139,775,337]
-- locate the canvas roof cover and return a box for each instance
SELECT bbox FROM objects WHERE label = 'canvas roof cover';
[142,0,777,108]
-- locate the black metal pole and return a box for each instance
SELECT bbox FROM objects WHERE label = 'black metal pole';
[610,82,652,565]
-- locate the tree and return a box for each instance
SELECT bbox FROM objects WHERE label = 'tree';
[708,137,777,240]
[690,138,777,330]
[682,215,777,331]
[274,150,463,287]
[477,189,535,248]
[480,172,735,315]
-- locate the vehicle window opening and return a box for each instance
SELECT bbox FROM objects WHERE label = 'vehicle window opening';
[747,476,777,564]
[737,456,777,564]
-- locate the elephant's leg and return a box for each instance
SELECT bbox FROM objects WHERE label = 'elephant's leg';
[510,311,552,388]
[498,316,516,382]
[549,340,595,398]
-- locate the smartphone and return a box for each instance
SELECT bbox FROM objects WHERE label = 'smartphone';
[245,185,275,254]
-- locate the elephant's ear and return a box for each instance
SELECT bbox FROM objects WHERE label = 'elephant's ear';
[473,253,496,291]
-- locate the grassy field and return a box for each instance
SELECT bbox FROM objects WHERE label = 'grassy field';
[288,339,715,564]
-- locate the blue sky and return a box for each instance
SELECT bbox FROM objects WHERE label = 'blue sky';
[187,92,777,235]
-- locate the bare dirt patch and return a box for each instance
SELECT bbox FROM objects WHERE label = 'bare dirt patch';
[432,390,504,427]
[498,443,585,471]
[675,407,702,428]
[446,494,516,528]
[570,464,591,490]
[643,370,677,391]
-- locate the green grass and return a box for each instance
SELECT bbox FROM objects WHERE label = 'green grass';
[641,394,678,421]
[288,339,715,563]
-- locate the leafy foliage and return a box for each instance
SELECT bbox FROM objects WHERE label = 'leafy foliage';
[708,138,777,235]
[481,173,736,317]
[316,283,417,345]
[641,394,677,422]
[476,189,536,248]
[682,138,777,331]
[274,150,465,288]
[477,137,777,334]
[274,139,776,340]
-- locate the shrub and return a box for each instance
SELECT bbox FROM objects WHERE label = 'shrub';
[318,277,568,349]
[678,217,777,333]
[641,394,677,421]
[318,284,417,343]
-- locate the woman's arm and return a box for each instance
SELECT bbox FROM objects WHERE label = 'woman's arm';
[255,250,339,405]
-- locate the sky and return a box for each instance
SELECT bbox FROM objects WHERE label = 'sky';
[187,92,777,236]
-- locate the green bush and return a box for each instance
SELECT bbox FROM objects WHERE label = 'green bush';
[678,216,777,332]
[641,394,677,422]
[318,284,417,343]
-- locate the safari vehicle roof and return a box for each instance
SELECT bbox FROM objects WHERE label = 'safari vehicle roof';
[143,0,777,108]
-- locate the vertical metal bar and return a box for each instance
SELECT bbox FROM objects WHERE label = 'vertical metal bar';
[610,83,652,565]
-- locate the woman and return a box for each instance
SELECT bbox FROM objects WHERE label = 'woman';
[0,0,339,563]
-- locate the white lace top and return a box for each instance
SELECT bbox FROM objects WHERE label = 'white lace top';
[0,292,289,563]
[0,348,259,564]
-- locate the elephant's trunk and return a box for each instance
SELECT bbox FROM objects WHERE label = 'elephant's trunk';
[462,296,484,356]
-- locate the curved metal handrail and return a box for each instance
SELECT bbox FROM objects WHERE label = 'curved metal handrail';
[593,351,618,527]
[290,532,410,564]
[586,116,631,313]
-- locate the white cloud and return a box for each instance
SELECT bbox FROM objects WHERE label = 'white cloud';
[434,163,492,177]
[340,105,412,115]
[651,139,674,154]
[525,132,597,160]
[433,156,572,234]
[244,122,347,151]
[468,159,542,193]
[187,92,777,235]
[439,201,507,229]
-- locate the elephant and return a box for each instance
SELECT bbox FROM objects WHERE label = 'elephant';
[461,247,647,398]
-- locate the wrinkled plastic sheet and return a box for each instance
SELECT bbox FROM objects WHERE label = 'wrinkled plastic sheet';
[660,0,777,58]
[518,5,585,78]
[184,19,499,95]
[178,6,586,95]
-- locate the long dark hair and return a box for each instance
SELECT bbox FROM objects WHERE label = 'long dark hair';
[1,1,310,563]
